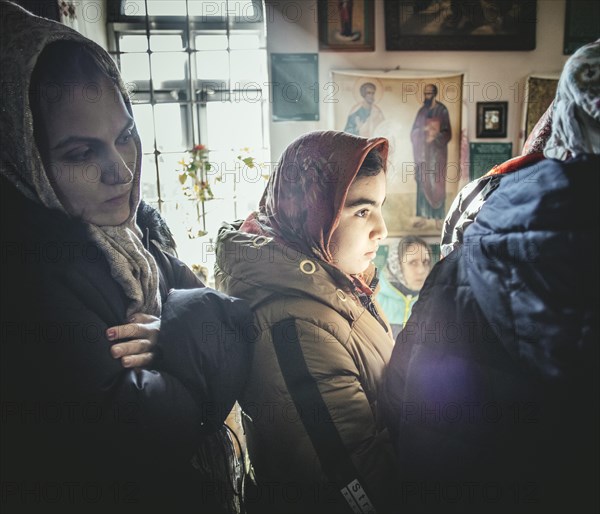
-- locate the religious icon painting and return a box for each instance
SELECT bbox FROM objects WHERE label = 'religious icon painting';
[332,70,466,236]
[318,0,375,51]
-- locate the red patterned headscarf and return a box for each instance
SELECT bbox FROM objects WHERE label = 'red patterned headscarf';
[242,130,388,265]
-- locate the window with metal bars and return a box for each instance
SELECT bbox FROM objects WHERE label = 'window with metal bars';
[107,0,270,277]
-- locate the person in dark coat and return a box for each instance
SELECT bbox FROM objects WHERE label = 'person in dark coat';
[382,40,600,514]
[0,2,252,513]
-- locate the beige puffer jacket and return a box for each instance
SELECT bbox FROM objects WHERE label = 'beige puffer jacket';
[216,222,397,514]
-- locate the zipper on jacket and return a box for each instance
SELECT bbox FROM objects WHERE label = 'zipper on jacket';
[356,269,389,333]
[356,291,388,333]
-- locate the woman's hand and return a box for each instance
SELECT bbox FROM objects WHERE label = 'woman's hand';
[106,313,161,369]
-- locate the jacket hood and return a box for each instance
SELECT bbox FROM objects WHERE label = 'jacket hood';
[215,220,376,321]
[0,0,142,223]
[250,130,388,264]
[462,155,599,381]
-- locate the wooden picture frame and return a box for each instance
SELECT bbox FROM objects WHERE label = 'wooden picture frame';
[318,0,375,51]
[385,0,536,51]
[563,0,600,54]
[476,102,508,138]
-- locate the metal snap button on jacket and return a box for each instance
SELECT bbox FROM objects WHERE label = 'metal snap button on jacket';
[299,259,316,275]
[251,235,270,248]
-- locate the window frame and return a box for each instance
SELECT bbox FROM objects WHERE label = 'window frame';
[106,0,269,210]
[106,0,264,25]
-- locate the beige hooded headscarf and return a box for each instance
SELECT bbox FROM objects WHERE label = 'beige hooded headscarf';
[0,1,160,317]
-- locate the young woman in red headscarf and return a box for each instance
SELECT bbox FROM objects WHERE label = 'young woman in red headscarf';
[216,130,397,514]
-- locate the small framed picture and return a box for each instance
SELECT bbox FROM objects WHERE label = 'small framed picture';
[476,102,508,138]
[318,0,375,52]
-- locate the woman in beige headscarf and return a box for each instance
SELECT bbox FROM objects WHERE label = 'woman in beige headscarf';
[0,3,251,513]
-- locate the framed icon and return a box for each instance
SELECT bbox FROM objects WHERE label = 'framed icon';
[318,0,375,51]
[563,0,600,54]
[476,101,508,138]
[385,0,536,51]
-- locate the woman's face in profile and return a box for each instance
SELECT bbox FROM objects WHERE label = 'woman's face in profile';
[329,170,388,275]
[37,77,137,226]
[401,243,431,291]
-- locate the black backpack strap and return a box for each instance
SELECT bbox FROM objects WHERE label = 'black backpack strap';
[272,318,378,514]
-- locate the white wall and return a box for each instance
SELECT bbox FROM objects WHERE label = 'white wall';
[265,0,569,162]
[69,0,108,49]
[81,0,108,49]
[86,0,570,163]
